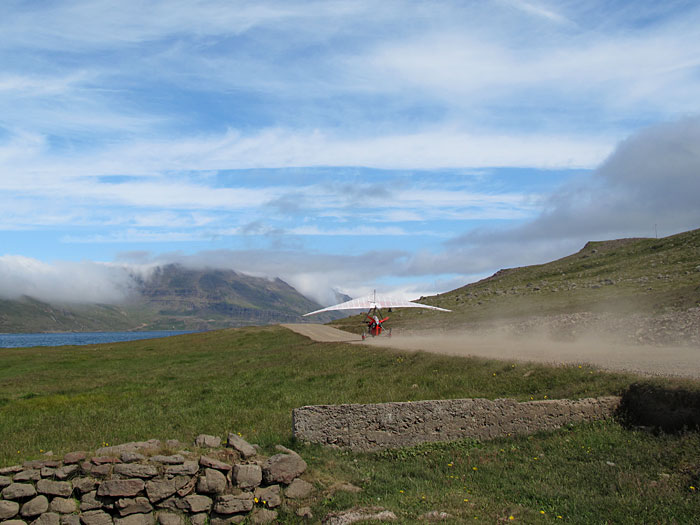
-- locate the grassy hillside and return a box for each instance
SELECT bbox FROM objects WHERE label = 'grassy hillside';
[333,227,700,333]
[1,326,698,523]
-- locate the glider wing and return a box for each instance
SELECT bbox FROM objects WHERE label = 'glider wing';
[303,294,451,316]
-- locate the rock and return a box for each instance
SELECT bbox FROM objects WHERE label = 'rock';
[175,477,196,498]
[114,465,159,479]
[61,515,81,525]
[96,440,161,457]
[81,462,111,479]
[262,453,307,485]
[198,457,231,473]
[80,491,104,512]
[419,510,452,521]
[196,469,227,495]
[154,497,181,511]
[194,435,221,448]
[63,452,87,465]
[116,497,153,516]
[226,435,256,459]
[163,463,198,477]
[20,495,49,517]
[232,464,261,490]
[0,475,12,488]
[0,465,24,475]
[0,500,21,520]
[37,479,73,497]
[92,457,121,466]
[2,483,38,500]
[296,507,313,519]
[322,507,397,525]
[3,520,28,525]
[180,495,212,514]
[55,465,80,480]
[189,514,207,525]
[31,513,60,525]
[113,513,154,525]
[145,480,177,503]
[212,493,253,515]
[156,512,183,525]
[150,456,184,466]
[253,485,280,508]
[250,508,277,525]
[49,497,78,514]
[98,480,145,498]
[24,461,60,470]
[41,467,57,478]
[285,478,313,499]
[14,470,41,482]
[72,478,98,495]
[120,454,146,464]
[80,510,114,525]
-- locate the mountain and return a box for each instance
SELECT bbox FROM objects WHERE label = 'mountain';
[0,265,330,333]
[331,227,700,339]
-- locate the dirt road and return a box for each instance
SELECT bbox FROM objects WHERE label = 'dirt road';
[284,324,700,379]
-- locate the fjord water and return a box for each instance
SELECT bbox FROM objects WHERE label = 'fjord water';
[0,330,195,348]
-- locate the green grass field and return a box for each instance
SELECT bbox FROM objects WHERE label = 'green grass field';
[1,326,698,523]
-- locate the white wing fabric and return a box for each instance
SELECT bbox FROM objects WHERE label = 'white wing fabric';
[304,294,451,316]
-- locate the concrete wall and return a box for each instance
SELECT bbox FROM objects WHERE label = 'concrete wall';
[292,396,621,451]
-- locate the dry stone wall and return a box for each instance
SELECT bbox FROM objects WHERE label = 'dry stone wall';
[293,396,621,451]
[0,434,315,525]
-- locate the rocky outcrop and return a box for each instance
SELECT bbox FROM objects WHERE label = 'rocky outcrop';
[0,434,313,525]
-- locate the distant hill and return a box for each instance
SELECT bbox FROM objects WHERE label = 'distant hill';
[0,264,330,333]
[332,227,700,335]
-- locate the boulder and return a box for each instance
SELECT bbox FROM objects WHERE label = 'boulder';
[226,435,256,459]
[285,478,313,499]
[49,497,78,514]
[14,470,41,482]
[80,510,114,525]
[163,463,198,477]
[0,475,13,488]
[0,499,21,520]
[145,480,177,503]
[37,479,73,497]
[2,520,28,525]
[116,497,153,516]
[155,512,183,525]
[98,480,145,498]
[198,457,231,473]
[61,515,81,525]
[0,465,23,475]
[63,452,87,465]
[179,495,212,514]
[80,491,104,511]
[212,494,253,515]
[232,464,261,490]
[113,513,154,525]
[72,478,98,495]
[31,513,60,525]
[55,465,80,480]
[120,454,146,464]
[2,483,38,500]
[20,495,49,517]
[194,435,221,448]
[250,509,277,525]
[196,469,227,495]
[189,514,207,525]
[253,485,280,508]
[262,452,307,485]
[114,465,158,479]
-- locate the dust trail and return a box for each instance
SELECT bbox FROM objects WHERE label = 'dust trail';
[366,332,700,379]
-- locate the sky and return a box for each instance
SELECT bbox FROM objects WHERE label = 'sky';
[1,0,700,305]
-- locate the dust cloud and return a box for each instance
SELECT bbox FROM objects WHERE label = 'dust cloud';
[367,329,700,380]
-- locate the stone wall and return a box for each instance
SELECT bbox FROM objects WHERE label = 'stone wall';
[0,434,315,525]
[293,396,621,451]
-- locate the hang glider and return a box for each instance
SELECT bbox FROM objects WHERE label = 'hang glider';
[303,291,451,316]
[304,290,450,339]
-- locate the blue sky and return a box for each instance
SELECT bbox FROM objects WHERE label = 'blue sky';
[1,0,700,305]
